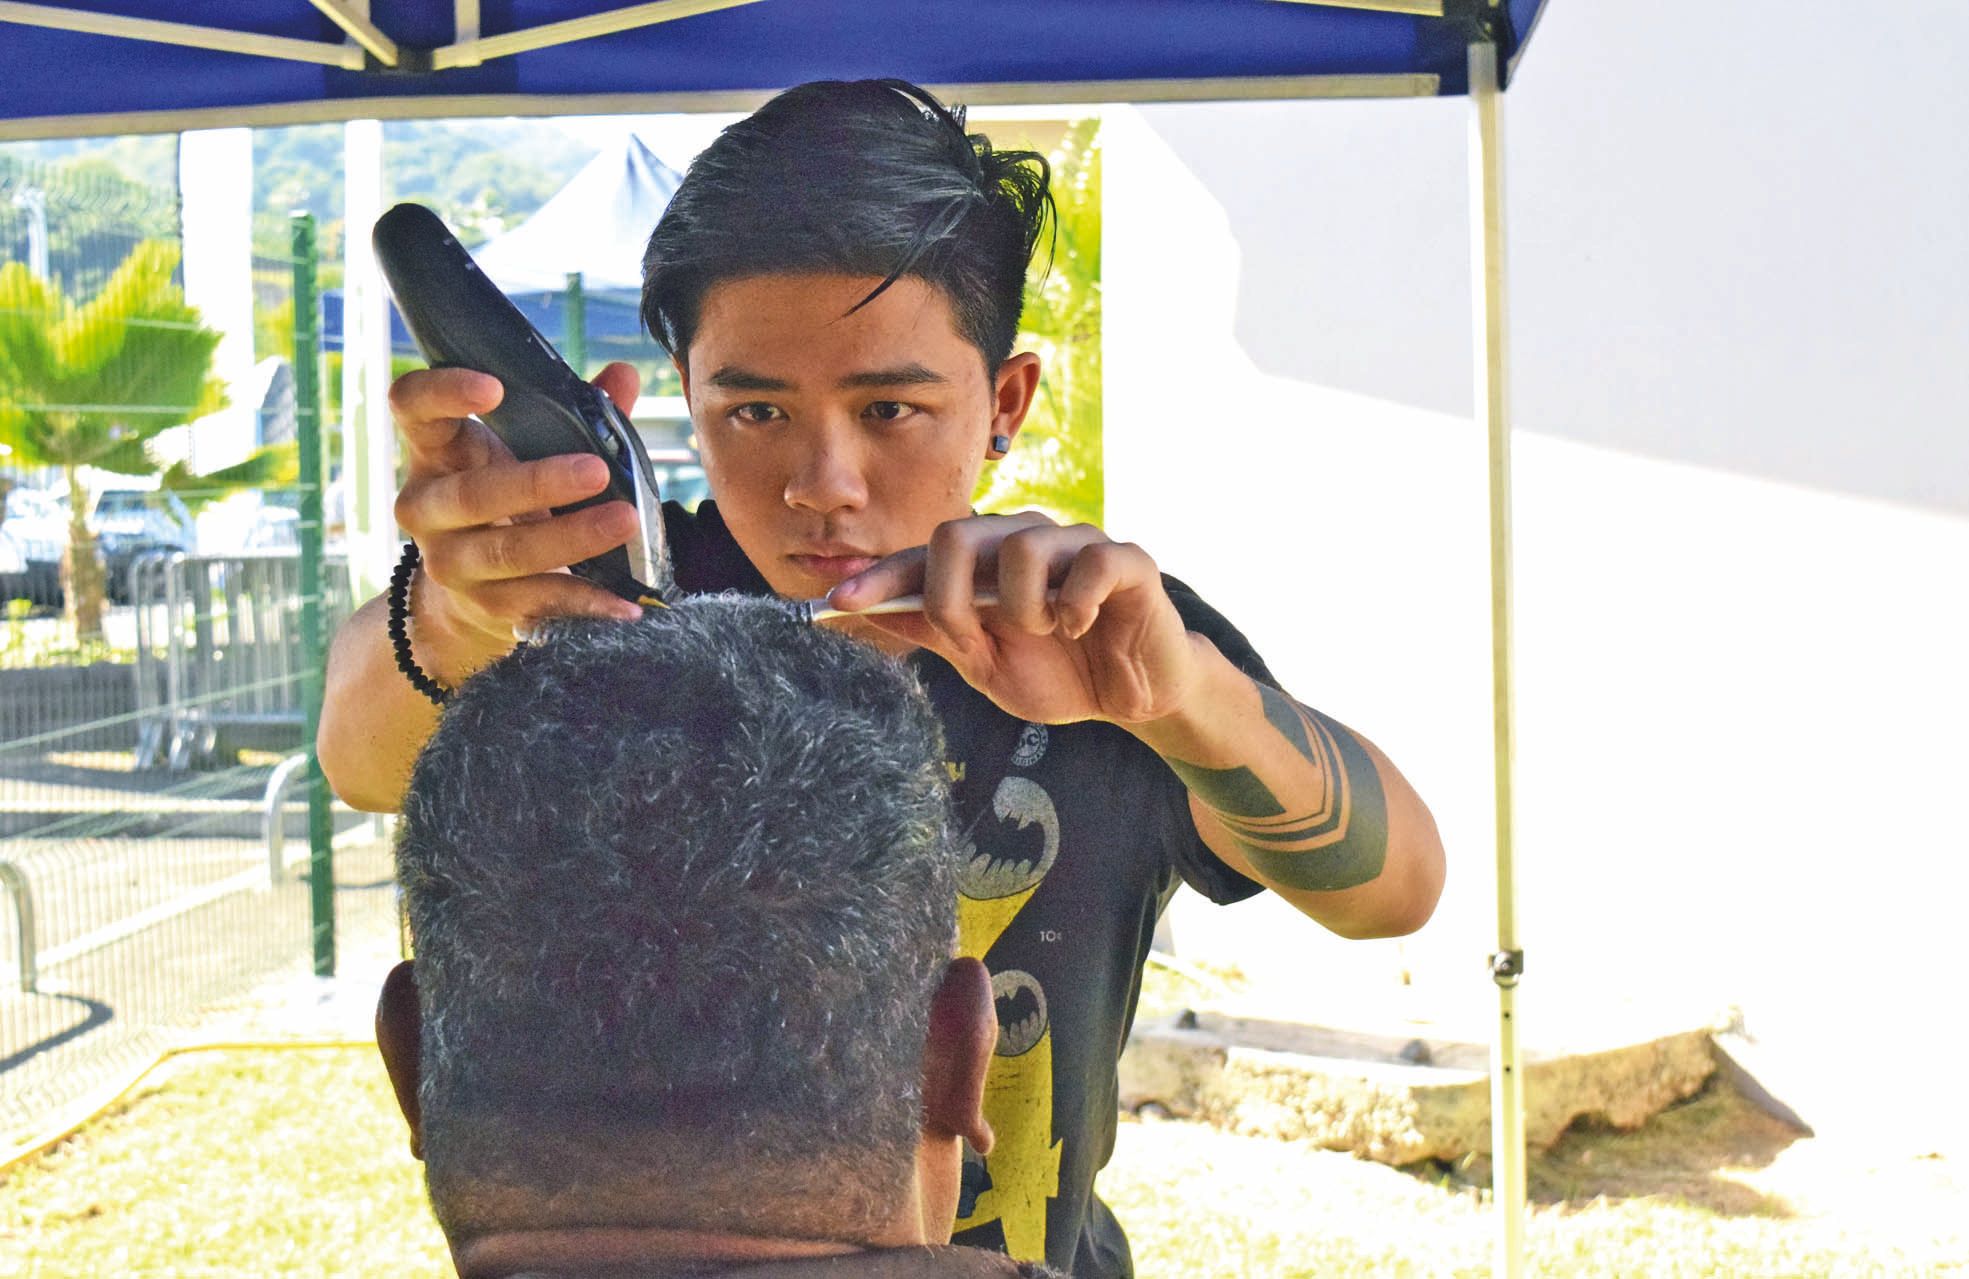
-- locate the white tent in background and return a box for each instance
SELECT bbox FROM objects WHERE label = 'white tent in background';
[472,135,683,295]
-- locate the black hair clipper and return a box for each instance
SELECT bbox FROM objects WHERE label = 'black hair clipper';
[372,202,674,607]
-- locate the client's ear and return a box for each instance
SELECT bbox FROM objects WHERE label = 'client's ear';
[921,956,996,1155]
[374,959,425,1160]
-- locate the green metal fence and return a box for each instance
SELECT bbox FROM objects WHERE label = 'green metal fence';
[0,163,396,1142]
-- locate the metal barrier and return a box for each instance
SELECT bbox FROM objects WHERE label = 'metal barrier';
[0,861,35,994]
[3,547,383,1134]
[132,552,353,771]
[0,750,369,998]
[0,208,408,1142]
[262,752,310,886]
[0,764,400,1133]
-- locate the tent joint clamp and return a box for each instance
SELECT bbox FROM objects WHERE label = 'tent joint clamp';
[1488,948,1524,986]
[366,47,435,75]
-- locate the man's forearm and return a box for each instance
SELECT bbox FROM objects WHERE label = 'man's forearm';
[318,593,443,812]
[1130,638,1445,939]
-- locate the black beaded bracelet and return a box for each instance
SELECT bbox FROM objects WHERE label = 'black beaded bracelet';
[387,541,452,707]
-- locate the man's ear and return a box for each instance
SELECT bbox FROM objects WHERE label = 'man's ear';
[921,956,996,1156]
[989,352,1042,451]
[375,959,425,1161]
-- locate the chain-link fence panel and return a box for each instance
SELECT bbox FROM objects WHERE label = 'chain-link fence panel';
[2,163,399,1144]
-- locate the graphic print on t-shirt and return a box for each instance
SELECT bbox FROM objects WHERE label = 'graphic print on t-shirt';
[1010,722,1049,768]
[953,771,1064,1263]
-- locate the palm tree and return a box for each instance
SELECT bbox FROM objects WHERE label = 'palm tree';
[0,240,290,639]
[975,118,1103,528]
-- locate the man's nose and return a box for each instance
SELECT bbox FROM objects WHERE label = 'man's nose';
[783,423,869,514]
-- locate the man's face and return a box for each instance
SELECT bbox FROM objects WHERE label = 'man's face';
[682,273,1018,603]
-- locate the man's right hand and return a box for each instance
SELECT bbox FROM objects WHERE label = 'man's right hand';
[390,363,646,682]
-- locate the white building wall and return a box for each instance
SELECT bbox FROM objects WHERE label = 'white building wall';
[1103,1,1969,1151]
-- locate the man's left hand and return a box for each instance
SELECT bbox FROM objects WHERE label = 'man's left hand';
[826,512,1203,728]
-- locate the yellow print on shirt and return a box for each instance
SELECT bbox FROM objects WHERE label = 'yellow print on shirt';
[954,775,1063,1263]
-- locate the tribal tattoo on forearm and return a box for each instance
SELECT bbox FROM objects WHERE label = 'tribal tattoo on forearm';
[1166,683,1388,891]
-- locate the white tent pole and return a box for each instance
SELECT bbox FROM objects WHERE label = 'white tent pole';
[306,0,399,66]
[1272,0,1444,15]
[431,0,765,69]
[451,0,482,67]
[340,117,396,604]
[1468,34,1526,1279]
[178,128,257,480]
[0,2,363,68]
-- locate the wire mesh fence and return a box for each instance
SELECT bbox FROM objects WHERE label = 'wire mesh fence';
[2,161,395,1142]
[0,527,396,1139]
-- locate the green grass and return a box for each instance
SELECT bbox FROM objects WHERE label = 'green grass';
[0,1048,449,1278]
[1,1046,1960,1278]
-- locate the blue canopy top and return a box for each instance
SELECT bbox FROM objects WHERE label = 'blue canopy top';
[0,0,1547,141]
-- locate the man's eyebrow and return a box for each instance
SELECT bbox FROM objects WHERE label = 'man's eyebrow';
[837,364,948,389]
[704,363,950,392]
[706,366,793,391]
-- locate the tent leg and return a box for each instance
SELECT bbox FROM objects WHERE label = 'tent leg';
[1469,36,1526,1279]
[341,118,397,603]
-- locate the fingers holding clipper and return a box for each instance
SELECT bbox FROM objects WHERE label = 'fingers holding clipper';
[472,574,645,638]
[590,361,642,417]
[390,367,506,474]
[419,502,641,593]
[399,454,612,537]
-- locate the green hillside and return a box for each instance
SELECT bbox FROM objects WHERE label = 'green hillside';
[1,119,599,267]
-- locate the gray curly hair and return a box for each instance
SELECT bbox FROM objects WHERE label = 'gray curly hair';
[394,596,958,1241]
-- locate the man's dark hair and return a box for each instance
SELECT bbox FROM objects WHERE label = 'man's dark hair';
[642,78,1053,370]
[394,597,959,1241]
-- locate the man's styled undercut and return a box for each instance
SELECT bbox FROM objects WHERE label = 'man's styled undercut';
[641,78,1054,370]
[394,598,959,1241]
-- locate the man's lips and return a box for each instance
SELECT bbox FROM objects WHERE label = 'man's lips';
[788,552,880,584]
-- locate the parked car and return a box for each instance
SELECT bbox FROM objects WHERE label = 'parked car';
[240,496,300,551]
[80,487,194,603]
[0,526,28,603]
[0,485,65,607]
[648,450,711,511]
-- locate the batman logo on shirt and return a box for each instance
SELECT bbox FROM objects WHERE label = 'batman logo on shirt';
[993,969,1047,1057]
[955,776,1064,1263]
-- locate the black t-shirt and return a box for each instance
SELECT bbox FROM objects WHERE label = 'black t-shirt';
[662,503,1272,1279]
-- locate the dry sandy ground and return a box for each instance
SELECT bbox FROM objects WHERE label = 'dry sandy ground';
[1099,1076,1965,1278]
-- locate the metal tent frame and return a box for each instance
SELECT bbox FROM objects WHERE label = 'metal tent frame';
[0,4,1544,1274]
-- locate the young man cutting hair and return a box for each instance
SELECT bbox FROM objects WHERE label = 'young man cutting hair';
[324,79,1445,1277]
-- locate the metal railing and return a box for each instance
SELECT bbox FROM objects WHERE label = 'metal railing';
[0,750,322,1002]
[132,552,354,772]
[0,861,35,993]
[0,210,404,1140]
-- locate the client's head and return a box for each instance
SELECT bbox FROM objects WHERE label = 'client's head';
[377,596,994,1269]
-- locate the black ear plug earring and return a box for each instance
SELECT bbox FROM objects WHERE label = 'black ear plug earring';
[990,434,1012,457]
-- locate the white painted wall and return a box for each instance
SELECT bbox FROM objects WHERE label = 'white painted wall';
[1103,2,1969,1152]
